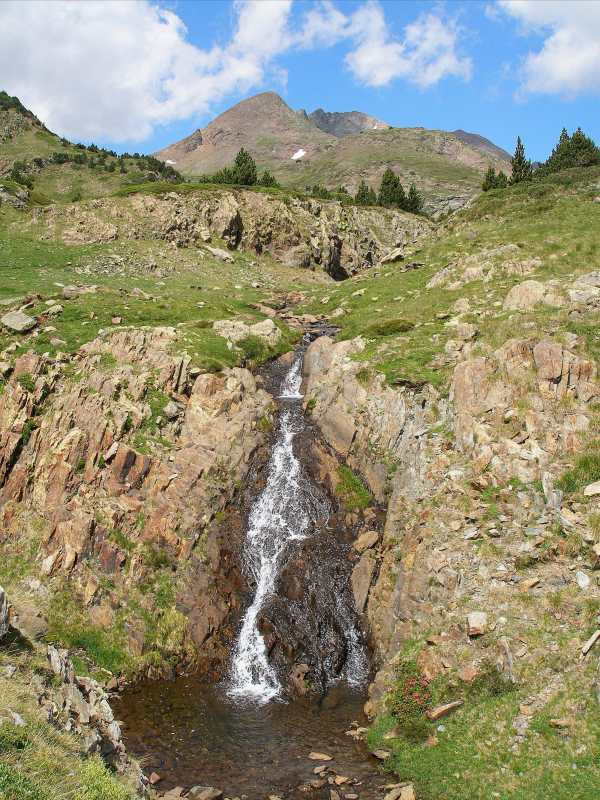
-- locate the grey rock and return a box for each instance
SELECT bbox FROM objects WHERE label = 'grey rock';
[1,310,37,333]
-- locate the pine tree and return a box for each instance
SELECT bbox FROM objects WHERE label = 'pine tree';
[231,148,257,185]
[482,165,497,191]
[495,170,508,188]
[355,180,375,205]
[537,127,600,177]
[258,170,278,187]
[510,136,532,184]
[378,168,405,208]
[406,183,423,213]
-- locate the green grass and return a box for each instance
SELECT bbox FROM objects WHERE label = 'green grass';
[297,165,600,391]
[336,464,374,510]
[369,663,599,800]
[556,449,600,495]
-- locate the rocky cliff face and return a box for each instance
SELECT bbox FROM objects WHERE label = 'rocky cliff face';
[34,188,431,279]
[302,331,600,720]
[0,325,273,677]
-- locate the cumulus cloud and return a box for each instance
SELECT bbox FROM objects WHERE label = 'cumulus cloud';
[346,3,472,88]
[0,0,294,142]
[0,0,472,143]
[498,0,600,96]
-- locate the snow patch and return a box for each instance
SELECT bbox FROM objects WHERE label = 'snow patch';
[291,148,306,161]
[165,159,177,165]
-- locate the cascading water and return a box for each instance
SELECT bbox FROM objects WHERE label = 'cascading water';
[228,336,368,703]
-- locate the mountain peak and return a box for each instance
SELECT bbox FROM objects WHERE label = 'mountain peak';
[309,108,390,138]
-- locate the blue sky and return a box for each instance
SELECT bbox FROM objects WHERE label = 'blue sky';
[1,0,599,162]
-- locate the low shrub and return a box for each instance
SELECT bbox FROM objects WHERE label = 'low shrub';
[365,318,414,337]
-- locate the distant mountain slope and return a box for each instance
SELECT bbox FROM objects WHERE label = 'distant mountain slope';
[452,129,512,163]
[308,108,390,137]
[155,92,334,175]
[156,92,511,213]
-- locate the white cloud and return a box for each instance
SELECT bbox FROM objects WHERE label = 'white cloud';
[498,0,600,96]
[0,0,294,142]
[0,0,473,143]
[345,3,472,88]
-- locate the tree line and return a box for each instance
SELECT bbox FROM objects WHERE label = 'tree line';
[201,150,424,213]
[482,127,600,191]
[355,168,423,212]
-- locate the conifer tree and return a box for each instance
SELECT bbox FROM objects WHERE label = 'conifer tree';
[232,148,257,185]
[406,183,423,213]
[482,165,497,191]
[510,136,532,184]
[378,168,405,208]
[355,179,375,205]
[258,169,278,187]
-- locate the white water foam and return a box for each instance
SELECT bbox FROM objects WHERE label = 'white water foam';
[228,351,368,703]
[279,357,303,399]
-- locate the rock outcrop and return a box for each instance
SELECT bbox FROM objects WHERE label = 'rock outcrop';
[302,332,600,719]
[35,189,432,279]
[0,326,273,675]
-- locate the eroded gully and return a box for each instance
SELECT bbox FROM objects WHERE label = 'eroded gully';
[116,331,387,799]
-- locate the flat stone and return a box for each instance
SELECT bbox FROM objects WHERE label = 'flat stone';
[584,480,600,497]
[308,752,333,761]
[205,246,233,263]
[426,700,463,720]
[1,310,37,333]
[371,748,392,760]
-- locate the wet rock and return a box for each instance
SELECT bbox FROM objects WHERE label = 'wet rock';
[309,752,333,761]
[1,310,37,333]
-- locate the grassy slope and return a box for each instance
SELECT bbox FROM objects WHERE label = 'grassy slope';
[0,631,137,800]
[0,110,176,204]
[299,166,600,388]
[275,127,489,194]
[300,165,600,799]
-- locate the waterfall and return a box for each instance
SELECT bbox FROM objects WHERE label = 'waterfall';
[228,342,368,704]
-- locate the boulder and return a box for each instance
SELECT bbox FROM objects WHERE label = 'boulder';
[213,318,281,347]
[503,280,546,311]
[353,530,379,553]
[1,310,37,333]
[380,247,404,265]
[205,245,233,263]
[467,611,488,636]
[188,788,223,800]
